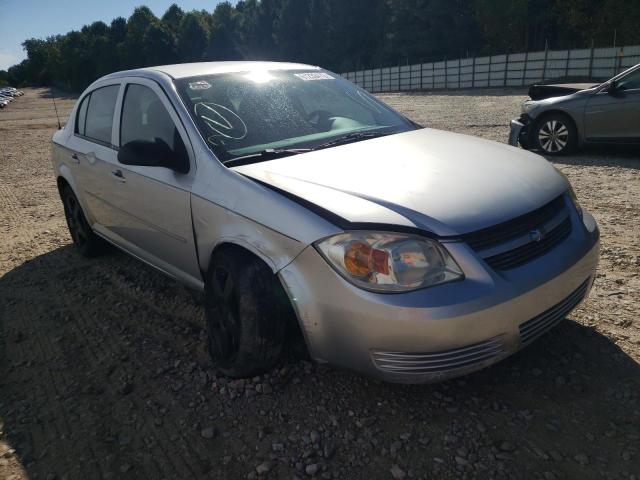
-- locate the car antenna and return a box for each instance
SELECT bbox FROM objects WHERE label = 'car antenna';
[50,87,62,129]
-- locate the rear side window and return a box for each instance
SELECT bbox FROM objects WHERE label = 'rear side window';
[75,95,89,136]
[120,83,186,157]
[83,85,119,145]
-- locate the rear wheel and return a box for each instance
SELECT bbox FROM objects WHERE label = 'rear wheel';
[533,113,577,156]
[204,247,290,378]
[61,185,105,257]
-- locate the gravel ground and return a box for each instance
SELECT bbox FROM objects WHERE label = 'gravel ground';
[1,88,639,480]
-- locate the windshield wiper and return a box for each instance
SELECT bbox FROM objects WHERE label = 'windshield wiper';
[311,130,396,151]
[223,148,312,167]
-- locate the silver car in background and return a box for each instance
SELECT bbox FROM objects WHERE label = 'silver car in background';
[51,62,599,383]
[510,63,640,155]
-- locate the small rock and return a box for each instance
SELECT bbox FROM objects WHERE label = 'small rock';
[574,453,589,465]
[272,442,284,452]
[119,382,133,395]
[390,464,406,480]
[119,464,131,473]
[390,440,402,454]
[306,463,319,476]
[201,427,216,439]
[255,461,271,475]
[500,441,515,452]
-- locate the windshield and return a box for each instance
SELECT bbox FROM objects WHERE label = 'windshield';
[175,69,417,162]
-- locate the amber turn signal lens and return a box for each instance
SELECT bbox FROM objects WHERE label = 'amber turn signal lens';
[344,241,372,277]
[344,241,390,277]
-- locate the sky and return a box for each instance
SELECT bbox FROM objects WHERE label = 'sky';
[0,0,227,70]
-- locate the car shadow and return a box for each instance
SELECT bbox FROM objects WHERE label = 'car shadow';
[539,145,640,169]
[1,245,639,479]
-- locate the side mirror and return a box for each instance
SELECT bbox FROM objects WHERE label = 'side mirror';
[118,139,189,174]
[606,80,623,96]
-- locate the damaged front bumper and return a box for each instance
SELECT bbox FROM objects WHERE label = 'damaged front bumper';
[508,114,532,148]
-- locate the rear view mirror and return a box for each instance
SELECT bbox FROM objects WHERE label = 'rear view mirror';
[118,139,189,174]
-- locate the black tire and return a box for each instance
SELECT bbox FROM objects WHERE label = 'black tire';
[204,247,290,378]
[532,113,577,156]
[60,185,105,257]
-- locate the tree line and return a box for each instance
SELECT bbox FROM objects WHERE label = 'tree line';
[3,0,639,91]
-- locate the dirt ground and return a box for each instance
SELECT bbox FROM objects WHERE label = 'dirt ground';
[1,88,639,480]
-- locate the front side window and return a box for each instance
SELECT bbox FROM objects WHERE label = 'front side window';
[176,69,416,162]
[617,68,640,91]
[120,83,186,158]
[83,85,119,145]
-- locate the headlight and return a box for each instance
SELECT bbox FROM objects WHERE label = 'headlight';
[553,167,583,219]
[315,232,463,293]
[521,101,535,114]
[567,186,583,219]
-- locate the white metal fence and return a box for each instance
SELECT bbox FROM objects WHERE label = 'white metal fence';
[341,45,640,92]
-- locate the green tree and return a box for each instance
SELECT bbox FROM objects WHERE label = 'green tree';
[162,4,185,34]
[124,6,157,68]
[144,22,178,65]
[206,2,241,60]
[178,11,210,62]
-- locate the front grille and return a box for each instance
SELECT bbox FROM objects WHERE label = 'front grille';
[461,195,571,270]
[462,195,566,251]
[519,278,591,346]
[371,336,505,374]
[484,217,572,270]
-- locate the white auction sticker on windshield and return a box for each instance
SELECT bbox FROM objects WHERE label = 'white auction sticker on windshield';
[189,80,212,90]
[294,72,334,81]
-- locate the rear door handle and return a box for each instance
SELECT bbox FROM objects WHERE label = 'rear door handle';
[111,169,126,183]
[70,153,79,164]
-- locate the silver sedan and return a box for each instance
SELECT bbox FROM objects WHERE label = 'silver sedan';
[51,62,599,383]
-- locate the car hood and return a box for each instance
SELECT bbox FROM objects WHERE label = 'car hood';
[528,83,599,100]
[232,128,568,236]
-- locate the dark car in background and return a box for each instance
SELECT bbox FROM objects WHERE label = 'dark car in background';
[510,63,640,155]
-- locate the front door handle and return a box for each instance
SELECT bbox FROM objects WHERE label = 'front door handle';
[111,169,126,183]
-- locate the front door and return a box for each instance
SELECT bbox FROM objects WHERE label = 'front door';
[102,79,201,285]
[584,67,640,143]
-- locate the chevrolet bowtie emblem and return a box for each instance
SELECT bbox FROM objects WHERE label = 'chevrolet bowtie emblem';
[529,228,545,242]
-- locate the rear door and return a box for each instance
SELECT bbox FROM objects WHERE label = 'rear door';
[66,83,123,227]
[104,78,201,285]
[584,68,640,143]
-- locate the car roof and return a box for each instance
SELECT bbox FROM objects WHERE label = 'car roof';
[102,61,320,81]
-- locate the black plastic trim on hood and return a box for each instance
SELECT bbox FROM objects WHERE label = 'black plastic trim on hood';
[248,176,452,241]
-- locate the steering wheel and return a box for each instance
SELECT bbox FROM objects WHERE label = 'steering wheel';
[306,110,333,131]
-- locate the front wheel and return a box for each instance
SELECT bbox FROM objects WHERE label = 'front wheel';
[532,114,577,156]
[204,247,290,378]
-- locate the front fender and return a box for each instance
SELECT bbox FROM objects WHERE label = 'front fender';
[191,193,309,274]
